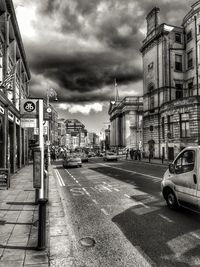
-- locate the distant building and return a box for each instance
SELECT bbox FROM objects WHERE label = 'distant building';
[64,119,87,149]
[141,1,200,160]
[57,118,66,146]
[108,96,143,150]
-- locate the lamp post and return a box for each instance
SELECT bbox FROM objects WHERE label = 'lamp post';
[46,88,58,165]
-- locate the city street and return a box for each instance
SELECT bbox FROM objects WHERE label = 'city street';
[51,158,200,267]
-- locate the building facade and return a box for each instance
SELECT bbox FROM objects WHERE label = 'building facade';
[141,2,200,160]
[0,0,31,173]
[108,96,143,150]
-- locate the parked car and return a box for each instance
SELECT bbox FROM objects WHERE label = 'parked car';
[63,156,82,168]
[161,146,199,211]
[88,152,96,158]
[103,152,118,161]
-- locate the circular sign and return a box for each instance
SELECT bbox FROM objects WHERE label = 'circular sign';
[24,101,35,112]
[47,107,52,113]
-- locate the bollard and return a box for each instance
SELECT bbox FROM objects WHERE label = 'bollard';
[37,198,48,250]
[44,170,49,200]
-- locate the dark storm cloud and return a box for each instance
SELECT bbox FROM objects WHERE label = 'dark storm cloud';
[15,0,195,103]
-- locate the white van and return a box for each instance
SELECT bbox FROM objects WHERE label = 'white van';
[161,146,200,211]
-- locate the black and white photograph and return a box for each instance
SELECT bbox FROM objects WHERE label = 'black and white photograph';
[0,0,200,266]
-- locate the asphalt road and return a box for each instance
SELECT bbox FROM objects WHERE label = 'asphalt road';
[52,158,200,267]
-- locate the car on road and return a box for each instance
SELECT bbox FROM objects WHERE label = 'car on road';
[63,156,82,168]
[103,152,118,161]
[79,153,89,163]
[161,146,200,211]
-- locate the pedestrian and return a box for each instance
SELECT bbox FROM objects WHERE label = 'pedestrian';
[130,149,134,160]
[126,149,129,159]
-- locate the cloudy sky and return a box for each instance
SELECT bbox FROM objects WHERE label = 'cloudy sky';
[13,0,194,133]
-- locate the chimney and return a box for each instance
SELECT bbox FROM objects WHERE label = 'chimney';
[146,7,160,35]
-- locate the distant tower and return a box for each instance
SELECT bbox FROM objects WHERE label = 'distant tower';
[114,79,119,102]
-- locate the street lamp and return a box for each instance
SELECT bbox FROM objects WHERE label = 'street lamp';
[46,88,58,165]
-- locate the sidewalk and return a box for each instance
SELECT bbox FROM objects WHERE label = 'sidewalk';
[120,156,169,166]
[0,165,49,267]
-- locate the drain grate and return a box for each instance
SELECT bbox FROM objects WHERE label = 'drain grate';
[79,237,96,247]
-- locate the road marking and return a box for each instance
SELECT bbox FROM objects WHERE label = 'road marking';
[159,214,173,223]
[55,169,62,186]
[55,169,65,186]
[191,232,200,240]
[113,188,120,192]
[82,187,91,196]
[101,208,109,216]
[124,194,131,199]
[70,188,85,196]
[92,199,98,204]
[98,163,161,180]
[102,185,112,192]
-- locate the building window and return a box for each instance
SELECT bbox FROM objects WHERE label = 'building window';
[175,54,182,71]
[161,117,165,139]
[180,113,190,138]
[175,83,183,99]
[175,33,182,43]
[186,30,192,42]
[187,50,193,69]
[188,81,193,96]
[167,115,173,138]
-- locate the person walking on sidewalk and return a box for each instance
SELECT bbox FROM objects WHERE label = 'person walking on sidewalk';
[130,149,134,160]
[126,149,129,160]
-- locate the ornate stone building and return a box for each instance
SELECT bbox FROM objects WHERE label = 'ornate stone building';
[108,96,143,150]
[0,0,31,173]
[141,1,200,160]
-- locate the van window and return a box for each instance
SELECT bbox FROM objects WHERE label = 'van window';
[174,150,195,174]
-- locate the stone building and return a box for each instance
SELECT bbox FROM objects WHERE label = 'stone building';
[108,96,143,150]
[141,1,200,160]
[0,0,31,173]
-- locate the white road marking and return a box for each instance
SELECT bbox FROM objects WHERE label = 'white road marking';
[70,188,85,196]
[98,163,161,181]
[55,169,65,186]
[82,187,91,196]
[191,232,200,240]
[124,194,131,199]
[113,188,120,192]
[101,208,109,215]
[158,214,174,223]
[92,199,98,204]
[55,169,62,186]
[102,185,112,192]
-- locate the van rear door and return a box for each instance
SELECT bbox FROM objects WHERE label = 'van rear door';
[172,148,198,209]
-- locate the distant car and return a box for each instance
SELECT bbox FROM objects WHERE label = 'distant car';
[103,152,118,161]
[80,153,89,163]
[63,156,82,168]
[88,152,96,158]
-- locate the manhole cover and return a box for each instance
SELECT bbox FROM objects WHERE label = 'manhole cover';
[79,237,96,247]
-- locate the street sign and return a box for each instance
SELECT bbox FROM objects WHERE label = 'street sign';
[20,99,38,117]
[21,118,37,128]
[47,107,52,113]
